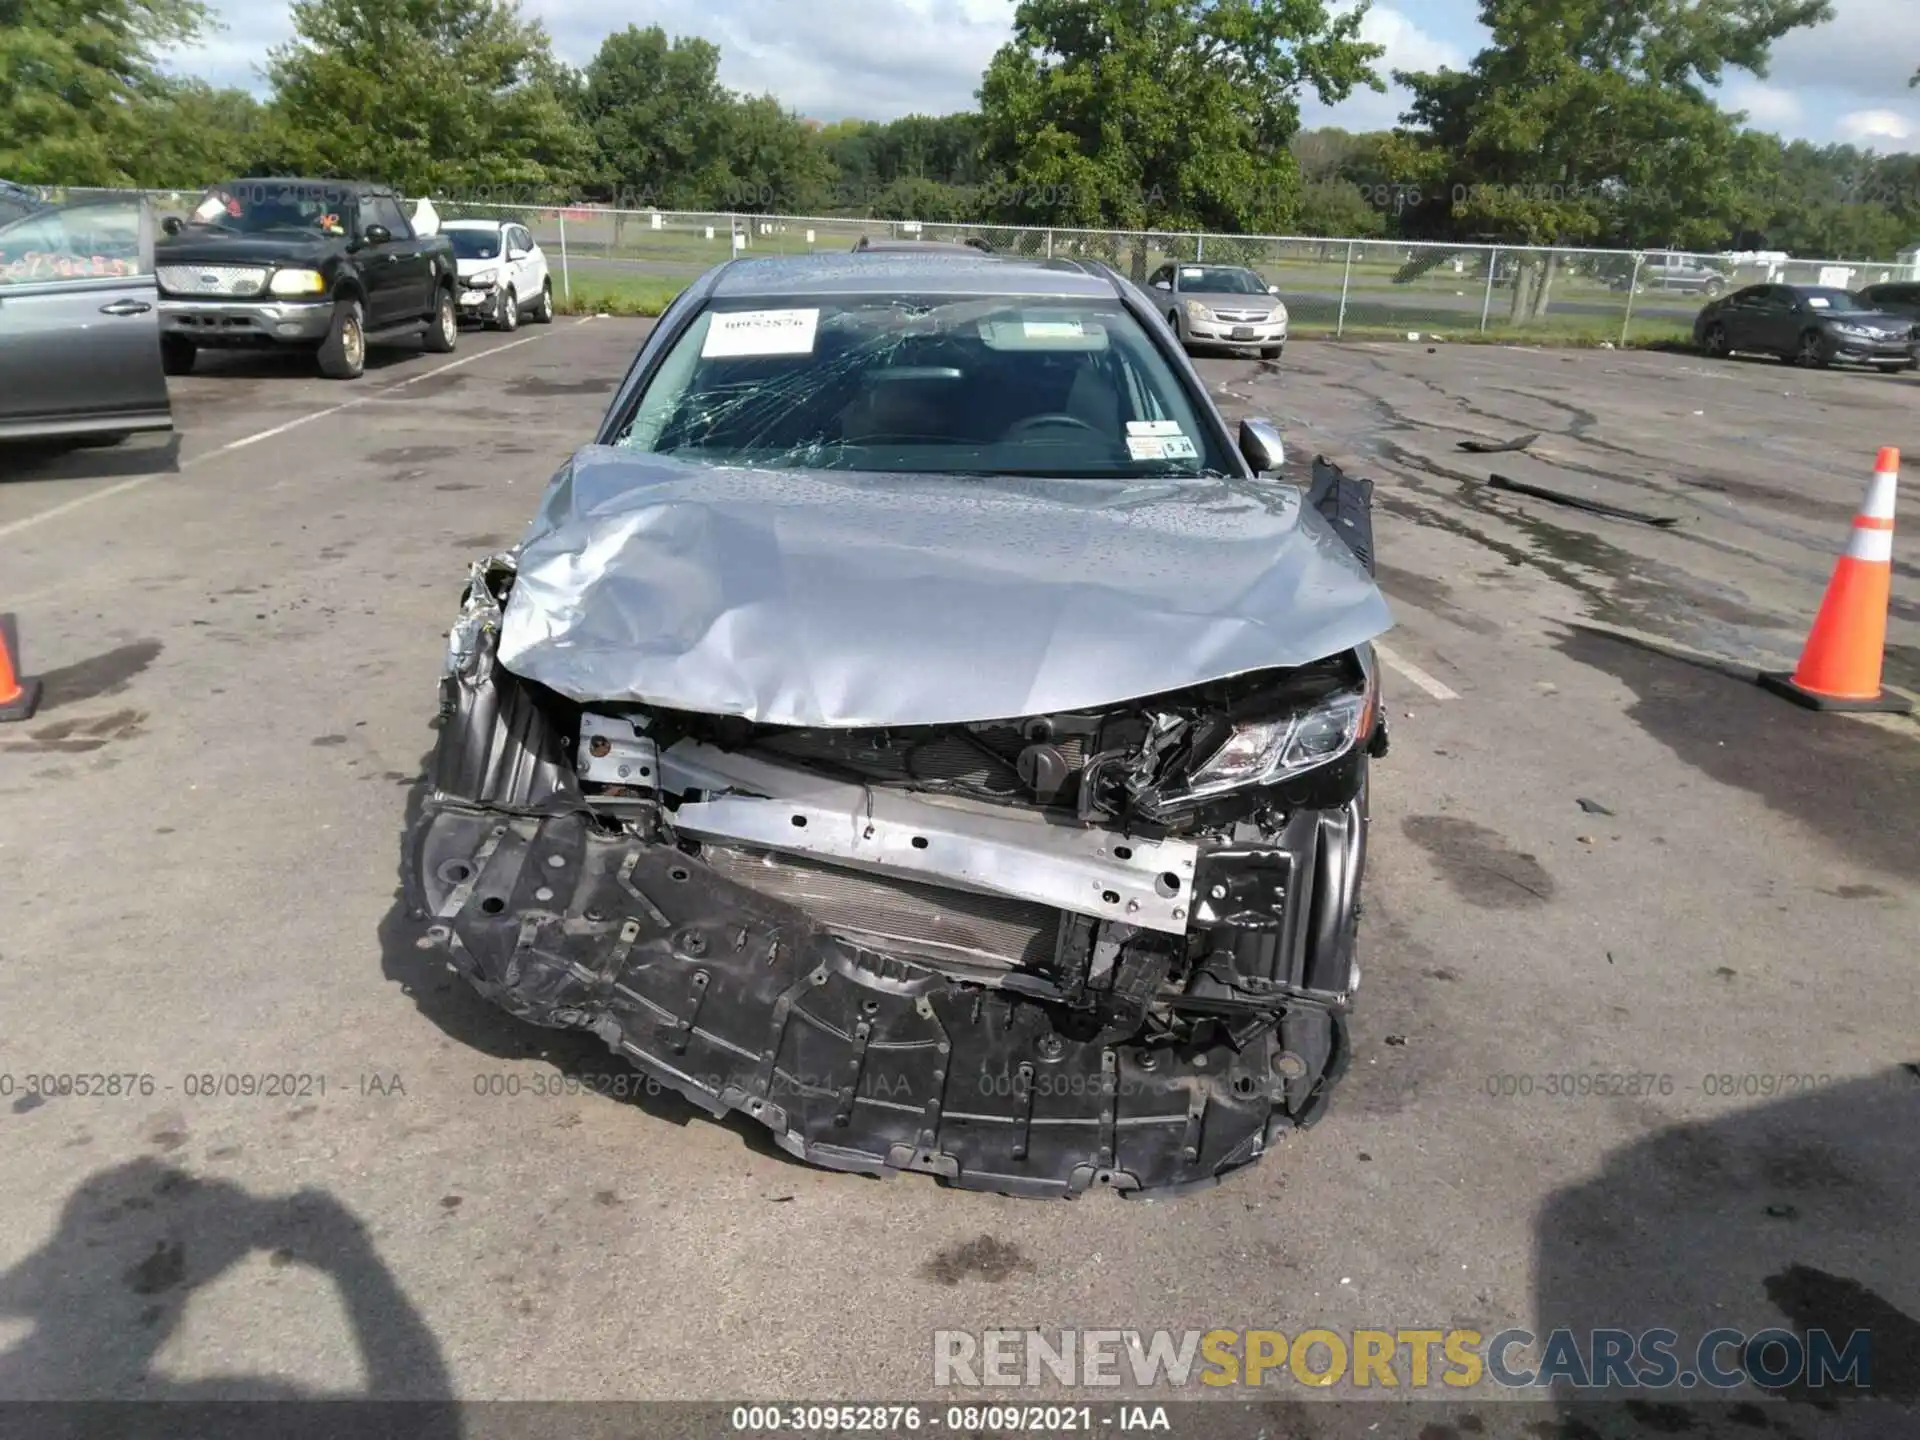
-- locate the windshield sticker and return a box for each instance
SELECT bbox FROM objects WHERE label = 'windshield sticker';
[194,195,229,221]
[1807,297,1831,308]
[701,308,820,358]
[1181,267,1204,279]
[1160,434,1198,459]
[978,319,1108,350]
[1127,435,1168,460]
[1128,420,1185,436]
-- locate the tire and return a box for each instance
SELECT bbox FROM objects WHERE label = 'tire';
[496,286,519,333]
[316,298,366,380]
[1702,322,1730,358]
[530,280,554,324]
[1702,278,1725,298]
[1794,330,1829,368]
[160,335,196,376]
[1260,345,1283,361]
[423,287,458,353]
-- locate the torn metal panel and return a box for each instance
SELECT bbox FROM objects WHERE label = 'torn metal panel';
[495,446,1392,729]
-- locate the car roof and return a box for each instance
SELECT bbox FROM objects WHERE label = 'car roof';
[710,252,1124,300]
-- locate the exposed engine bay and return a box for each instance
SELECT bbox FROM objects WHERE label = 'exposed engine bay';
[411,526,1388,1198]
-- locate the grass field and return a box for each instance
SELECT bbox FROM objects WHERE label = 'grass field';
[551,268,1694,353]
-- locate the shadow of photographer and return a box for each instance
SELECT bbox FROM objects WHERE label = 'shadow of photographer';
[0,1157,460,1438]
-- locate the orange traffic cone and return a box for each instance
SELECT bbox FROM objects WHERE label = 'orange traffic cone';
[1759,447,1912,714]
[0,613,42,723]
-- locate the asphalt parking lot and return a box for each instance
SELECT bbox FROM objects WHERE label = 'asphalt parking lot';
[1,321,1915,1436]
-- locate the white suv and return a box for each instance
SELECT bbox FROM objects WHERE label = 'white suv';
[442,219,553,330]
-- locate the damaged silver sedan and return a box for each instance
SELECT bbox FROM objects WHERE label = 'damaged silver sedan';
[410,253,1393,1197]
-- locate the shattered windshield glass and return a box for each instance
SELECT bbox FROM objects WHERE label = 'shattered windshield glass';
[613,295,1233,478]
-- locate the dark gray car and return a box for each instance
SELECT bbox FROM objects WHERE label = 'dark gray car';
[1145,262,1288,358]
[0,198,173,446]
[409,251,1392,1198]
[1695,283,1918,370]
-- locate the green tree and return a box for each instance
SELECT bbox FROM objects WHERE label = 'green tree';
[129,80,275,187]
[578,25,733,207]
[0,0,211,185]
[1296,177,1387,236]
[713,95,836,213]
[977,0,1382,275]
[1391,0,1833,318]
[267,0,588,196]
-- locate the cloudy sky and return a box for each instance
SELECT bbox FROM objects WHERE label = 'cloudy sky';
[166,0,1919,150]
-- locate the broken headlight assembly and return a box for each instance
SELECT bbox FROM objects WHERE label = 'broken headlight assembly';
[1147,670,1378,812]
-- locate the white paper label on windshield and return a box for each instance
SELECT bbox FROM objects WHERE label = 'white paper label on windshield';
[1160,434,1198,459]
[1022,319,1084,339]
[1807,297,1831,309]
[1127,436,1167,460]
[701,308,819,358]
[1128,420,1185,436]
[1181,267,1204,279]
[194,195,229,221]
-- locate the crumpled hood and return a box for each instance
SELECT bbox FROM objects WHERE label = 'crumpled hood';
[496,446,1393,728]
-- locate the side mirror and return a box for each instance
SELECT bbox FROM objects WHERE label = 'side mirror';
[1152,279,1170,290]
[1239,417,1285,475]
[161,215,185,237]
[362,224,392,246]
[1268,285,1280,296]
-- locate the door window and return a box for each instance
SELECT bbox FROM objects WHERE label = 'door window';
[0,202,147,287]
[366,196,414,240]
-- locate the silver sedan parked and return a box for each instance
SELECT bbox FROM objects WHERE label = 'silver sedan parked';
[1147,262,1289,359]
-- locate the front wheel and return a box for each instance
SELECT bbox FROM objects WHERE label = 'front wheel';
[423,288,458,353]
[160,335,196,376]
[1794,330,1828,368]
[1702,322,1730,358]
[529,280,554,324]
[317,298,366,379]
[495,286,519,333]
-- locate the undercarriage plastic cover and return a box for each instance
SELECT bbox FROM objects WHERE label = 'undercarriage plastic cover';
[495,446,1393,728]
[414,802,1349,1198]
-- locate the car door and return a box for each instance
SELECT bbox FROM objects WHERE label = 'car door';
[1761,288,1815,352]
[361,193,430,328]
[509,225,544,301]
[0,199,171,442]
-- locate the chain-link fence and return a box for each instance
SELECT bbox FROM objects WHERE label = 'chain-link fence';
[436,202,1920,345]
[36,186,1920,346]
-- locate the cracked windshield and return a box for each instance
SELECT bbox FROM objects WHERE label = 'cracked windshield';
[616,296,1233,478]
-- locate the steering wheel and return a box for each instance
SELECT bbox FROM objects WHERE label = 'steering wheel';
[1002,412,1100,438]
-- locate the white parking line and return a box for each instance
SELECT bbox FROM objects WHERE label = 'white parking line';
[1375,642,1460,701]
[0,325,590,542]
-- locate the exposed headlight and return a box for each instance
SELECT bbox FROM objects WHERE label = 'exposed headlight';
[1831,322,1871,337]
[1270,302,1289,324]
[1184,299,1214,321]
[467,268,498,288]
[268,268,326,297]
[1151,681,1376,810]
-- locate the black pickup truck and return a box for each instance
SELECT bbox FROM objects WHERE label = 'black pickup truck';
[155,179,459,379]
